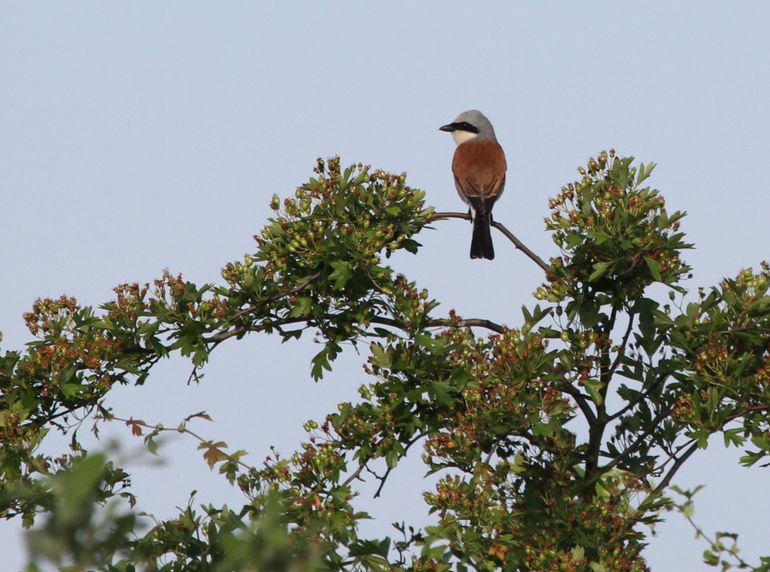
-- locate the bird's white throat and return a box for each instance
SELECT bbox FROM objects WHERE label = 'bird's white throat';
[451,130,478,146]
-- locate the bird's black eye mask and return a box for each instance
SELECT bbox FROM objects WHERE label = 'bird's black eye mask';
[439,121,479,134]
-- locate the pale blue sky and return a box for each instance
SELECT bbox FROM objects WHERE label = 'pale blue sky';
[2,2,769,569]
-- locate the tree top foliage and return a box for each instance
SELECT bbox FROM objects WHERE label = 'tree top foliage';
[1,152,769,571]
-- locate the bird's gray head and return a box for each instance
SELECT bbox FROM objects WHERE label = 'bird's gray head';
[439,109,497,145]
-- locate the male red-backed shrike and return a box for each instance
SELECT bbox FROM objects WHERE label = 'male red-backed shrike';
[440,110,507,260]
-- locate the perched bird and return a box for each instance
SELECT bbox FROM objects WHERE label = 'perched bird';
[440,110,507,260]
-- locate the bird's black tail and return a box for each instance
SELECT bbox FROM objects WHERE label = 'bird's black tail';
[470,211,494,260]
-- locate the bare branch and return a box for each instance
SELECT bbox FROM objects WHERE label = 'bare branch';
[373,433,424,498]
[373,465,394,498]
[340,460,368,488]
[607,370,667,424]
[205,313,505,345]
[597,406,673,476]
[230,271,322,323]
[607,313,635,380]
[427,317,505,334]
[559,382,597,425]
[651,440,699,496]
[634,405,770,507]
[432,211,550,273]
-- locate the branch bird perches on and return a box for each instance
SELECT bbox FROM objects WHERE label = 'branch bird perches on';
[432,211,551,273]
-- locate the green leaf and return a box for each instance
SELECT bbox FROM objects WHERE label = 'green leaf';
[571,546,585,562]
[587,229,612,245]
[145,435,159,455]
[289,296,313,318]
[723,428,745,448]
[370,343,391,369]
[329,260,353,290]
[634,297,660,354]
[578,303,600,329]
[644,256,662,281]
[349,538,391,558]
[427,381,453,406]
[702,549,719,566]
[533,420,556,437]
[589,261,611,282]
[595,481,610,500]
[59,383,81,398]
[62,454,108,504]
[311,349,331,381]
[509,452,525,474]
[583,379,603,405]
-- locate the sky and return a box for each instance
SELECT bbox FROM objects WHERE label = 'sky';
[1,2,769,569]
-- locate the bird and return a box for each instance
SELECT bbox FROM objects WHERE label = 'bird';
[440,110,507,260]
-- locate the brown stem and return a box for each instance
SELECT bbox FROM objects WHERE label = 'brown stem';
[607,313,635,379]
[584,308,618,483]
[205,313,505,344]
[229,272,322,323]
[341,460,368,488]
[373,433,424,498]
[432,211,550,273]
[607,371,665,424]
[597,406,673,477]
[633,405,770,516]
[343,433,424,497]
[560,382,597,425]
[649,440,699,499]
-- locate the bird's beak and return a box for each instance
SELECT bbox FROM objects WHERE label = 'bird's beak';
[439,123,457,132]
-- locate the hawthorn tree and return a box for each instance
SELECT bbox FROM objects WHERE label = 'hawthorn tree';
[1,152,769,571]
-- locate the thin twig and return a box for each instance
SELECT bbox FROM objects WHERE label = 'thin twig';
[111,415,255,473]
[187,366,203,386]
[634,405,770,510]
[560,382,597,425]
[595,406,673,477]
[373,433,424,498]
[583,307,619,481]
[679,508,752,569]
[607,371,666,424]
[341,460,368,488]
[654,436,697,475]
[427,317,505,334]
[607,313,635,381]
[432,211,550,273]
[373,466,394,498]
[340,433,425,497]
[229,271,322,323]
[650,440,699,497]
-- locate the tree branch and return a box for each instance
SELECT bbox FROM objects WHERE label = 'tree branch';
[596,406,673,477]
[432,211,550,273]
[373,434,424,498]
[205,313,505,344]
[341,460,369,488]
[559,382,597,425]
[341,433,425,498]
[229,271,322,323]
[634,405,770,508]
[607,371,665,423]
[650,440,699,497]
[427,317,505,334]
[584,307,619,483]
[608,312,635,379]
